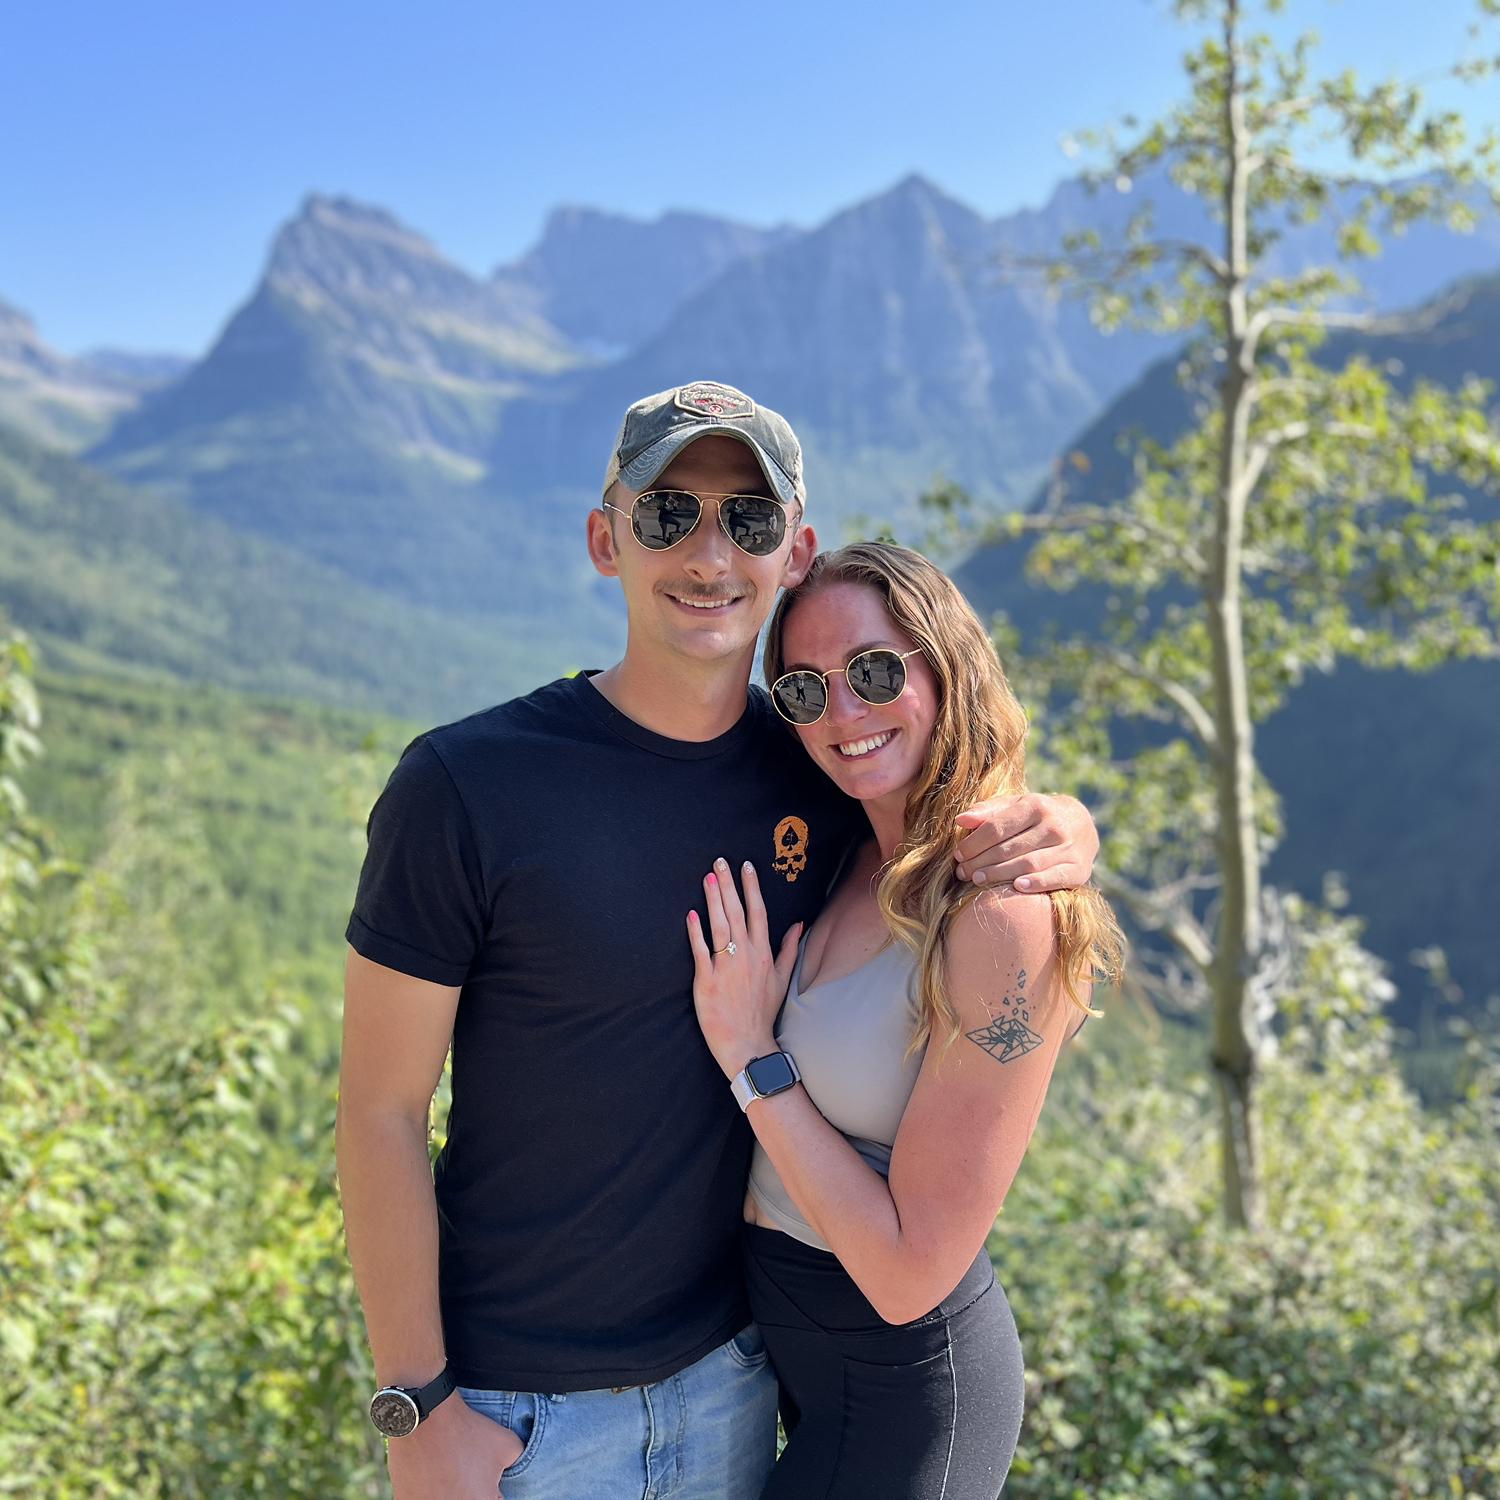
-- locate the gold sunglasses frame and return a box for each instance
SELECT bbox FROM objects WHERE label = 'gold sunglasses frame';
[770,647,924,726]
[601,489,794,557]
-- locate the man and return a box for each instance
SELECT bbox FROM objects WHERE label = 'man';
[337,381,1099,1500]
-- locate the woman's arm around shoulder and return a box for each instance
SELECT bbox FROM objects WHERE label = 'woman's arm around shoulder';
[879,889,1077,1322]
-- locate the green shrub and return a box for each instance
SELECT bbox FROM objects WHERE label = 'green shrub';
[997,904,1500,1498]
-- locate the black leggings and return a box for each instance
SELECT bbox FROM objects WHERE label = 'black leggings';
[744,1225,1025,1499]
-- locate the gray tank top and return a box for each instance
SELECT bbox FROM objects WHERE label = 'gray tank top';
[746,933,925,1251]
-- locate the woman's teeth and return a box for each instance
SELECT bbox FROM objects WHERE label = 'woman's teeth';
[836,730,895,759]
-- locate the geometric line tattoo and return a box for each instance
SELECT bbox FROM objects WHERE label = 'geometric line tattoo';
[963,1016,1045,1064]
[963,966,1043,1064]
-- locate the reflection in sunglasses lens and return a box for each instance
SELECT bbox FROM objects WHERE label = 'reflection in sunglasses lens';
[724,496,784,556]
[631,490,785,555]
[773,673,827,724]
[635,491,700,548]
[854,650,905,703]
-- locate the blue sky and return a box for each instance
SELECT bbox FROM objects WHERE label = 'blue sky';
[3,0,1497,355]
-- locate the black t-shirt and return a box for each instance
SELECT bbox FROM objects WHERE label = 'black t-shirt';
[346,672,867,1391]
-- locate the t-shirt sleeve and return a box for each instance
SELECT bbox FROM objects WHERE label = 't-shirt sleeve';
[345,737,486,986]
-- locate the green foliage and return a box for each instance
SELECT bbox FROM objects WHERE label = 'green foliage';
[22,668,407,1011]
[991,344,1500,924]
[0,621,386,1496]
[998,905,1500,1497]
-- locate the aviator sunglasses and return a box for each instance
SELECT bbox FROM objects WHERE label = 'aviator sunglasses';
[770,647,924,726]
[602,489,792,558]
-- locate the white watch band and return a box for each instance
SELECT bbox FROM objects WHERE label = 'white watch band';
[730,1069,757,1110]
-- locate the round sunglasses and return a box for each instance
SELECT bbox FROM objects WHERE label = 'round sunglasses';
[770,647,924,726]
[602,489,791,558]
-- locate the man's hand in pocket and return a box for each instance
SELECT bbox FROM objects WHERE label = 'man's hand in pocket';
[387,1393,525,1499]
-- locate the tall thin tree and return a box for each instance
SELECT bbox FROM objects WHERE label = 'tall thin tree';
[965,0,1500,1227]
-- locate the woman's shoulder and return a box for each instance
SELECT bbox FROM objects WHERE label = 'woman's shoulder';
[952,887,1054,951]
[944,889,1056,1006]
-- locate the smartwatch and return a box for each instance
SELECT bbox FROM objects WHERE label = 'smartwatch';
[369,1364,456,1438]
[730,1051,802,1111]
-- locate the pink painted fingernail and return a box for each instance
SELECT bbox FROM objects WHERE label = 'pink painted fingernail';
[972,870,987,885]
[1015,877,1033,891]
[706,872,717,885]
[688,911,699,924]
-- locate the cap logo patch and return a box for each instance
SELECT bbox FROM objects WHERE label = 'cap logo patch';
[675,382,755,420]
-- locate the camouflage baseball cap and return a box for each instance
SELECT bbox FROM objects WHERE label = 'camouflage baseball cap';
[602,380,805,508]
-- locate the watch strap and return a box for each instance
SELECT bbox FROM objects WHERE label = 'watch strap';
[730,1066,757,1110]
[410,1363,456,1421]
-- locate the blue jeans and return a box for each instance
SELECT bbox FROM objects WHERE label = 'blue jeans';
[458,1324,778,1499]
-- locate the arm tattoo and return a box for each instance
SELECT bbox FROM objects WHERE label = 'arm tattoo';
[964,967,1045,1065]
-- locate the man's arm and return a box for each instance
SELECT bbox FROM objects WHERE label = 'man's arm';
[337,947,523,1497]
[952,792,1099,892]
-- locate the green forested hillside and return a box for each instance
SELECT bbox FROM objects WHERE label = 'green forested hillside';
[0,422,577,722]
[20,668,412,1068]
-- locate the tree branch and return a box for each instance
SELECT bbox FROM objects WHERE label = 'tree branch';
[1245,284,1471,360]
[1000,506,1209,578]
[1096,867,1215,973]
[1146,238,1233,284]
[1259,93,1318,124]
[1237,442,1273,508]
[1258,421,1381,450]
[1099,647,1220,753]
[994,236,1230,287]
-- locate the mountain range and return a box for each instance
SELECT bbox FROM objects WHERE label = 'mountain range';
[2,167,1498,1014]
[35,169,1488,649]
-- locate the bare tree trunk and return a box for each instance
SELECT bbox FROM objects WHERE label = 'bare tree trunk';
[1208,0,1264,1231]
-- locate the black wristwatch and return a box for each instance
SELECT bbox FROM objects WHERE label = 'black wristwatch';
[369,1364,456,1437]
[730,1050,802,1111]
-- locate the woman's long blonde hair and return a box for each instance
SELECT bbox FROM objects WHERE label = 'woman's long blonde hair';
[763,542,1124,1055]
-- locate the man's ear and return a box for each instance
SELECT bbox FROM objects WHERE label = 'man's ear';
[780,520,818,589]
[587,507,621,578]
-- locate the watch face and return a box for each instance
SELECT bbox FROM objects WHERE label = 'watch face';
[747,1052,796,1096]
[370,1389,420,1438]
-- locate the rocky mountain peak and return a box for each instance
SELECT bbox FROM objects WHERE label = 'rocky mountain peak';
[264,192,472,308]
[884,171,949,203]
[493,202,791,352]
[817,170,988,252]
[0,297,70,379]
[0,296,38,339]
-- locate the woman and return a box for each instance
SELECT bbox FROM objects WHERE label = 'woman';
[685,542,1122,1498]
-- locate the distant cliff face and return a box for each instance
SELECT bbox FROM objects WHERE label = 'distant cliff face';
[483,174,1173,521]
[96,195,581,476]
